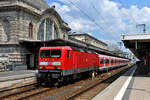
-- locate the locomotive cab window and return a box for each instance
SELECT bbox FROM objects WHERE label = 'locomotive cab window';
[51,50,61,58]
[40,50,50,58]
[67,50,70,58]
[40,50,61,58]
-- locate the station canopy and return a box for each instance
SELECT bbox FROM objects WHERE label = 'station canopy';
[19,39,125,58]
[122,34,150,60]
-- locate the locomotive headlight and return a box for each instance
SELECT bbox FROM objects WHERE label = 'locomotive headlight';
[52,62,61,65]
[40,62,48,65]
[40,66,42,69]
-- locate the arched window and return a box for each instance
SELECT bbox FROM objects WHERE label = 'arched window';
[37,18,59,41]
[29,23,33,38]
[37,20,45,41]
[54,25,58,39]
[46,18,52,40]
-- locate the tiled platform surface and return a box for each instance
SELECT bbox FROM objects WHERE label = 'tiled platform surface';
[93,64,150,100]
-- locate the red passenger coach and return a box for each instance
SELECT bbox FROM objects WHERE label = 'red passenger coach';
[105,55,110,67]
[98,54,129,70]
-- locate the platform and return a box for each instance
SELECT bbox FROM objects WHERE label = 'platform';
[0,70,36,89]
[93,64,150,100]
[0,70,35,78]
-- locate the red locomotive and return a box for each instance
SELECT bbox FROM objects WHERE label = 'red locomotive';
[36,46,129,86]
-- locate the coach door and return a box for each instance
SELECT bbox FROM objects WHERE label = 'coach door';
[104,57,106,68]
[73,55,77,74]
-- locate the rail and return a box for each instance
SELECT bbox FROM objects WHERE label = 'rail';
[0,64,135,100]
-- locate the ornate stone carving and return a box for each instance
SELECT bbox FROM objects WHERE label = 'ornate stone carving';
[0,21,8,42]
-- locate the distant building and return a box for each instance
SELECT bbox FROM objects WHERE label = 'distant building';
[0,0,70,69]
[69,33,108,50]
[107,45,124,57]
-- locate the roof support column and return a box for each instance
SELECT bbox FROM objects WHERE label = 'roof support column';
[135,40,138,50]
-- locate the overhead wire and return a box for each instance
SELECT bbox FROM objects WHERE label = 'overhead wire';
[116,0,139,35]
[67,0,128,36]
[117,0,138,25]
[88,0,127,34]
[66,0,108,34]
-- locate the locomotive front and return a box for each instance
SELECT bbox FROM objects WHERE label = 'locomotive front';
[39,48,62,70]
[36,47,67,85]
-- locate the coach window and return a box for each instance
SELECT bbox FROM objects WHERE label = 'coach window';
[100,59,103,64]
[67,50,70,58]
[106,59,109,64]
[111,59,113,64]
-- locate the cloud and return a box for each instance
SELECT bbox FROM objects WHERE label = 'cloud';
[51,2,96,32]
[99,38,117,45]
[50,0,125,37]
[69,18,96,31]
[48,0,150,43]
[51,2,71,14]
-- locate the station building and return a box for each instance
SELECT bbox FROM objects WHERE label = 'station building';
[69,33,108,50]
[0,0,109,70]
[0,0,70,69]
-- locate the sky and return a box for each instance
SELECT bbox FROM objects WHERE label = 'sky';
[45,0,150,54]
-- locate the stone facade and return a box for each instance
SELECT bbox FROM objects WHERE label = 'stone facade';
[0,0,70,69]
[69,34,108,50]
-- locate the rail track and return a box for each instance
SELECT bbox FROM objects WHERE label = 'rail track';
[0,64,134,100]
[55,64,133,100]
[0,81,37,99]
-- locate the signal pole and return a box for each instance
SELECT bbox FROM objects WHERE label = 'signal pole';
[136,24,146,33]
